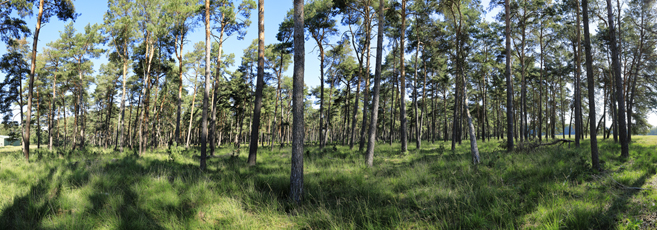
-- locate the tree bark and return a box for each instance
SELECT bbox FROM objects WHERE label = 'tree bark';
[290,0,305,203]
[582,0,600,171]
[505,0,514,151]
[365,0,384,167]
[606,0,629,158]
[399,0,408,152]
[200,0,211,170]
[24,0,45,160]
[185,78,198,148]
[248,0,265,166]
[575,0,582,147]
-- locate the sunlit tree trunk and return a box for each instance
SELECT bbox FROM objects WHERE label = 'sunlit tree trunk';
[200,0,211,170]
[24,0,45,160]
[365,0,384,167]
[248,0,265,166]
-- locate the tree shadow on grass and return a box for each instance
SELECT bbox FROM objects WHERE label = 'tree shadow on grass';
[0,168,58,229]
[587,144,657,229]
[0,155,210,229]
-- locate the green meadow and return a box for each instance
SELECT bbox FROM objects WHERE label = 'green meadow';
[1,137,656,229]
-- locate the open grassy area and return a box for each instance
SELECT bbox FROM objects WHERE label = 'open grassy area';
[0,137,656,229]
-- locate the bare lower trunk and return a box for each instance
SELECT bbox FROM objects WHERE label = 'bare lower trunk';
[365,0,384,167]
[248,1,265,166]
[505,0,514,151]
[186,84,198,148]
[399,0,408,152]
[463,77,480,164]
[200,0,211,170]
[290,0,305,203]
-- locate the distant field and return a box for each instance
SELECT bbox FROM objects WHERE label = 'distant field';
[0,146,27,154]
[0,137,656,229]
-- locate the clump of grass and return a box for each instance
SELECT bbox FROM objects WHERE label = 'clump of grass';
[0,138,656,229]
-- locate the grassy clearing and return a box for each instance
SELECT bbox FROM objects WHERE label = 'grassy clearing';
[0,137,656,229]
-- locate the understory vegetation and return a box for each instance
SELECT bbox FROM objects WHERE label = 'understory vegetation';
[1,137,656,229]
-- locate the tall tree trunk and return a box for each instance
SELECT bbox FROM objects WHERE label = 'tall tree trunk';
[24,0,45,160]
[248,0,265,166]
[463,76,480,164]
[49,72,57,151]
[115,57,129,151]
[539,24,544,142]
[575,0,582,147]
[36,90,41,149]
[366,0,384,167]
[210,26,225,156]
[399,0,408,152]
[175,32,186,146]
[505,0,514,151]
[413,31,421,150]
[138,34,156,155]
[390,41,398,146]
[319,47,326,150]
[349,55,361,149]
[290,0,305,203]
[200,0,211,170]
[606,0,629,158]
[359,10,372,152]
[520,14,527,142]
[582,0,600,170]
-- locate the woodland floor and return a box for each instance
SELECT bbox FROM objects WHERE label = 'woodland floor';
[0,136,656,229]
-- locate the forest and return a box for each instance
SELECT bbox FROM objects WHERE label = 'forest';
[1,0,657,229]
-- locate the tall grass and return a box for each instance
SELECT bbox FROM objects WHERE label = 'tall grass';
[0,137,655,229]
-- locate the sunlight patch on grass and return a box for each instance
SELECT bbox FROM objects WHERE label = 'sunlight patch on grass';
[0,137,656,229]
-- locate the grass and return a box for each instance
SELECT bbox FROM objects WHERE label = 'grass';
[0,137,656,229]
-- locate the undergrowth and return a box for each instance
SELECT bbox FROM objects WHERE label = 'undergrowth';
[0,136,655,229]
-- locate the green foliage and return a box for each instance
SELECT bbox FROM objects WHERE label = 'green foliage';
[167,142,185,163]
[619,218,643,230]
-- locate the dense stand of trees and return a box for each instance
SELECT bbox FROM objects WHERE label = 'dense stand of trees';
[2,0,657,201]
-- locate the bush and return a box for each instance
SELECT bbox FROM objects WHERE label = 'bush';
[168,142,185,163]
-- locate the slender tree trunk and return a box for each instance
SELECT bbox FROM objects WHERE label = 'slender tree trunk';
[186,81,198,148]
[399,0,408,152]
[463,76,480,164]
[366,0,384,167]
[115,58,129,151]
[582,0,600,170]
[350,64,361,149]
[520,17,527,142]
[175,33,186,146]
[539,25,544,142]
[359,11,372,152]
[432,79,437,142]
[443,86,447,142]
[606,0,629,157]
[505,0,514,151]
[210,28,225,156]
[248,0,265,166]
[36,90,41,149]
[200,0,211,170]
[138,34,156,155]
[413,33,421,150]
[49,72,57,151]
[24,0,45,160]
[390,41,398,146]
[574,0,583,147]
[318,47,326,150]
[290,0,305,203]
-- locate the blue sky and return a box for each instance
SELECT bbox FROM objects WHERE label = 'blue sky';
[1,0,655,127]
[0,0,313,86]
